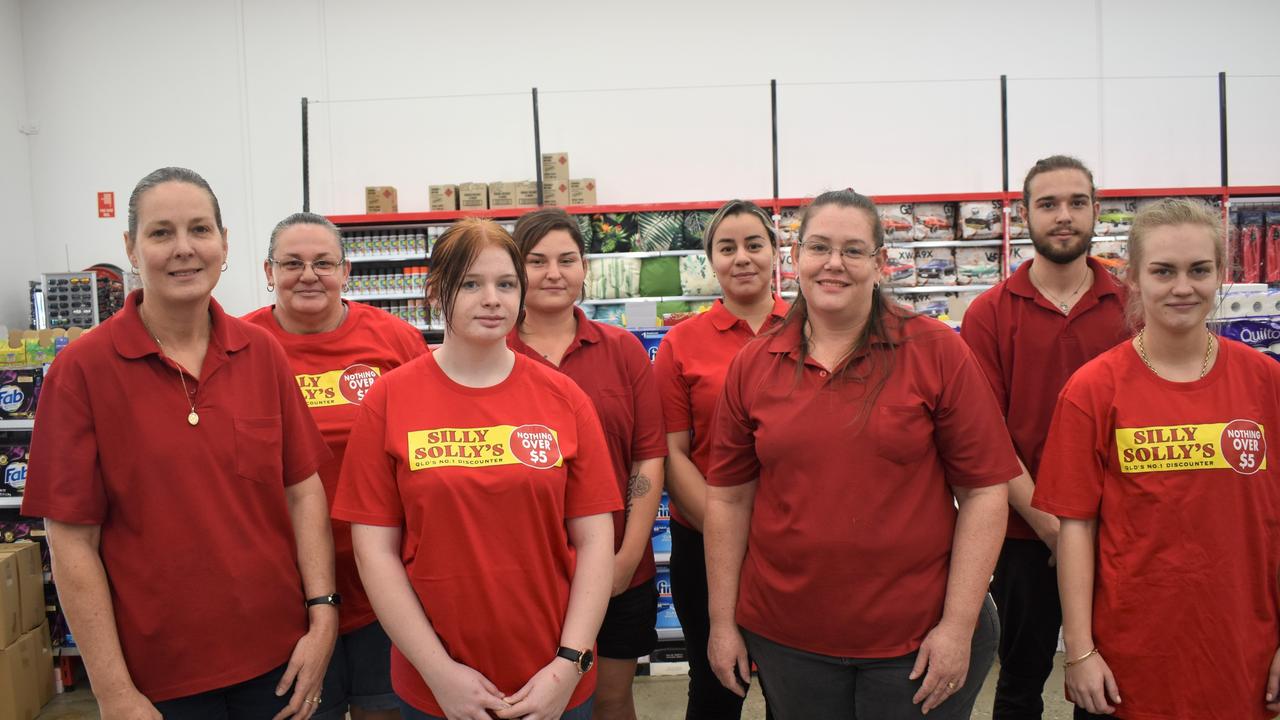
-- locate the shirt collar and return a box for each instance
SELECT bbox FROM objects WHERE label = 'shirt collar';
[765,305,908,364]
[709,296,790,332]
[506,305,603,362]
[111,289,249,360]
[1008,256,1120,301]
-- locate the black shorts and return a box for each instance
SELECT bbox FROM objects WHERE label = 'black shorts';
[596,580,659,659]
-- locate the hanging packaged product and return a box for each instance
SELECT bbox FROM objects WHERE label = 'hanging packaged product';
[1238,211,1264,284]
[955,247,1001,286]
[1095,199,1137,236]
[879,203,917,242]
[884,247,916,287]
[959,201,1003,240]
[914,203,956,241]
[914,248,956,286]
[1265,212,1280,283]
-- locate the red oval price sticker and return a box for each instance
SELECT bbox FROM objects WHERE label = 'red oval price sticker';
[508,424,562,469]
[1220,419,1266,475]
[338,364,380,404]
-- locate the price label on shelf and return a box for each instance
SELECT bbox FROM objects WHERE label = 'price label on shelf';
[98,191,115,218]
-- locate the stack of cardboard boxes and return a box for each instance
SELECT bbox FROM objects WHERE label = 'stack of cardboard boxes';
[0,542,53,720]
[408,153,599,212]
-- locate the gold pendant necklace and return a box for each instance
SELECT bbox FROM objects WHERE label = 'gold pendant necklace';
[1136,328,1215,380]
[151,334,200,426]
[1036,264,1091,315]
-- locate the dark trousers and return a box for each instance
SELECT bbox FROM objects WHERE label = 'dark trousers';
[154,660,345,719]
[743,595,1000,720]
[669,520,750,720]
[990,537,1063,720]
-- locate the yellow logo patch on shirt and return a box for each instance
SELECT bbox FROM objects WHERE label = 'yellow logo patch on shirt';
[295,364,381,408]
[408,424,563,471]
[1116,419,1266,475]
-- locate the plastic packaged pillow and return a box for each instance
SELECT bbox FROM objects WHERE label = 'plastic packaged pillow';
[639,256,682,297]
[591,213,637,253]
[576,215,595,248]
[679,212,714,251]
[679,254,721,296]
[636,212,684,252]
[586,256,642,300]
[592,304,626,327]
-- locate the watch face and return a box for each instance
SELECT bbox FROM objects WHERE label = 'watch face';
[580,648,594,673]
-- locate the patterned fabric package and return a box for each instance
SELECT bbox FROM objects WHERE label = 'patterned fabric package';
[1008,244,1035,274]
[1008,200,1028,239]
[883,247,916,287]
[590,213,637,253]
[913,293,957,319]
[586,256,642,300]
[1095,199,1137,236]
[959,201,1003,240]
[777,245,798,292]
[913,248,956,286]
[914,203,956,241]
[1091,238,1128,279]
[636,212,685,252]
[955,247,1001,286]
[1266,212,1280,283]
[777,209,803,247]
[679,254,721,296]
[576,215,595,248]
[678,212,714,251]
[878,203,917,242]
[1239,211,1264,284]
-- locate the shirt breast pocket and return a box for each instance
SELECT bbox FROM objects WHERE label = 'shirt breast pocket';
[592,387,635,444]
[873,404,933,465]
[234,416,284,484]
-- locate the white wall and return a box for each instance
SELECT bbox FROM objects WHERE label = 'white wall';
[0,0,37,330]
[9,0,1280,319]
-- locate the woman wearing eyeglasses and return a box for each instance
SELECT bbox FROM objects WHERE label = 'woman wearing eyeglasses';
[704,190,1018,719]
[244,212,428,720]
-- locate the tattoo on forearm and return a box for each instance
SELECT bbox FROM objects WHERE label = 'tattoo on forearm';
[625,472,652,519]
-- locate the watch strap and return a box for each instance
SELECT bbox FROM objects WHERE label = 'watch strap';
[305,593,342,608]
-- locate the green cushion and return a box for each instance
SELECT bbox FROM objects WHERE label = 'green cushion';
[639,256,682,297]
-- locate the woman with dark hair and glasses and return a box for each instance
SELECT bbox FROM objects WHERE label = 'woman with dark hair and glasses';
[704,190,1017,719]
[24,169,338,719]
[244,212,428,720]
[651,199,786,719]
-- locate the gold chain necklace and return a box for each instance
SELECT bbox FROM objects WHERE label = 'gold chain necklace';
[150,333,200,427]
[1035,264,1091,314]
[1136,328,1215,380]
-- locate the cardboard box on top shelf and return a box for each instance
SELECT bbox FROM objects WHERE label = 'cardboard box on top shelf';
[0,553,18,648]
[364,186,398,214]
[0,544,40,632]
[488,182,517,209]
[542,180,570,207]
[458,183,489,210]
[515,181,540,207]
[541,152,570,183]
[429,185,458,211]
[569,179,597,206]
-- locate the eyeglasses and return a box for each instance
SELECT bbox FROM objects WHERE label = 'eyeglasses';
[799,240,878,263]
[270,258,344,276]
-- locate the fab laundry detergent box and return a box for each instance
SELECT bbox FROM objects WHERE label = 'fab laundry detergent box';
[0,369,40,421]
[955,247,1001,286]
[655,567,680,631]
[651,492,672,557]
[878,203,917,242]
[0,444,27,497]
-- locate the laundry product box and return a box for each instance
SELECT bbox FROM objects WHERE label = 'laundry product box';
[364,186,398,214]
[428,185,458,211]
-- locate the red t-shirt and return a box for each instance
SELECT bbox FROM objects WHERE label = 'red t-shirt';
[961,258,1130,540]
[652,297,789,528]
[241,301,427,633]
[707,313,1020,657]
[331,352,622,717]
[22,290,330,701]
[1032,339,1280,720]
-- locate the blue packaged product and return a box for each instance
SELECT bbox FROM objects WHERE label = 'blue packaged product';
[1215,317,1280,361]
[0,368,41,420]
[629,327,670,364]
[651,493,672,556]
[655,567,681,630]
[0,443,28,496]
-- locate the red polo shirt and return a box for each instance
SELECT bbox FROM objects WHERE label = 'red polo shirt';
[1033,339,1280,720]
[332,353,622,717]
[242,301,427,633]
[652,297,789,528]
[708,312,1019,657]
[960,257,1129,540]
[22,290,330,701]
[508,306,667,589]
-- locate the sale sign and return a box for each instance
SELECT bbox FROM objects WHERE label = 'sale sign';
[98,192,115,218]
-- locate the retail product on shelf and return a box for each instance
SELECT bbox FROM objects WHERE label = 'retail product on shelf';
[955,247,1001,286]
[777,246,799,293]
[488,182,516,209]
[591,214,638,253]
[1238,211,1265,284]
[428,185,458,211]
[959,201,1003,240]
[1009,200,1029,238]
[347,266,428,298]
[515,181,539,206]
[884,247,916,288]
[458,182,489,210]
[636,212,684,252]
[651,492,672,555]
[42,272,99,329]
[0,441,27,497]
[878,203,916,242]
[541,152,569,183]
[678,211,712,251]
[343,229,429,259]
[914,202,956,241]
[586,257,642,300]
[365,186,398,213]
[639,256,682,297]
[569,178,597,206]
[542,179,570,207]
[1091,238,1128,279]
[575,215,594,246]
[588,304,626,326]
[1009,244,1035,273]
[913,294,956,319]
[654,566,681,635]
[777,208,802,247]
[913,248,956,286]
[0,368,41,419]
[1267,212,1280,283]
[1094,198,1136,236]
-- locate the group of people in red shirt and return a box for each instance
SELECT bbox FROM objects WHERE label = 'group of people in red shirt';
[21,154,1280,720]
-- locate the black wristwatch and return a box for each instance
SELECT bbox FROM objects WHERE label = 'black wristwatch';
[305,593,342,608]
[555,646,594,674]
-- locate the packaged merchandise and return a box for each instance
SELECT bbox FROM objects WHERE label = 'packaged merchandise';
[635,212,684,252]
[651,492,672,555]
[777,245,798,293]
[1238,211,1265,284]
[0,369,40,421]
[883,247,916,287]
[0,341,23,368]
[590,214,637,253]
[914,203,956,241]
[0,543,41,632]
[514,181,540,207]
[878,203,916,242]
[487,182,517,209]
[0,443,26,497]
[569,179,597,206]
[1095,199,1137,236]
[955,247,1001,286]
[1008,200,1028,239]
[628,328,671,363]
[541,152,570,183]
[959,201,1003,240]
[679,211,714,251]
[777,208,802,247]
[1266,212,1280,283]
[639,256,682,297]
[655,567,680,631]
[1008,244,1036,274]
[364,186,398,214]
[458,183,489,210]
[542,180,570,207]
[585,257,642,300]
[913,248,956,286]
[590,304,626,327]
[1216,315,1280,360]
[678,254,721,296]
[913,293,956,319]
[1227,210,1241,282]
[428,185,458,211]
[1090,238,1128,279]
